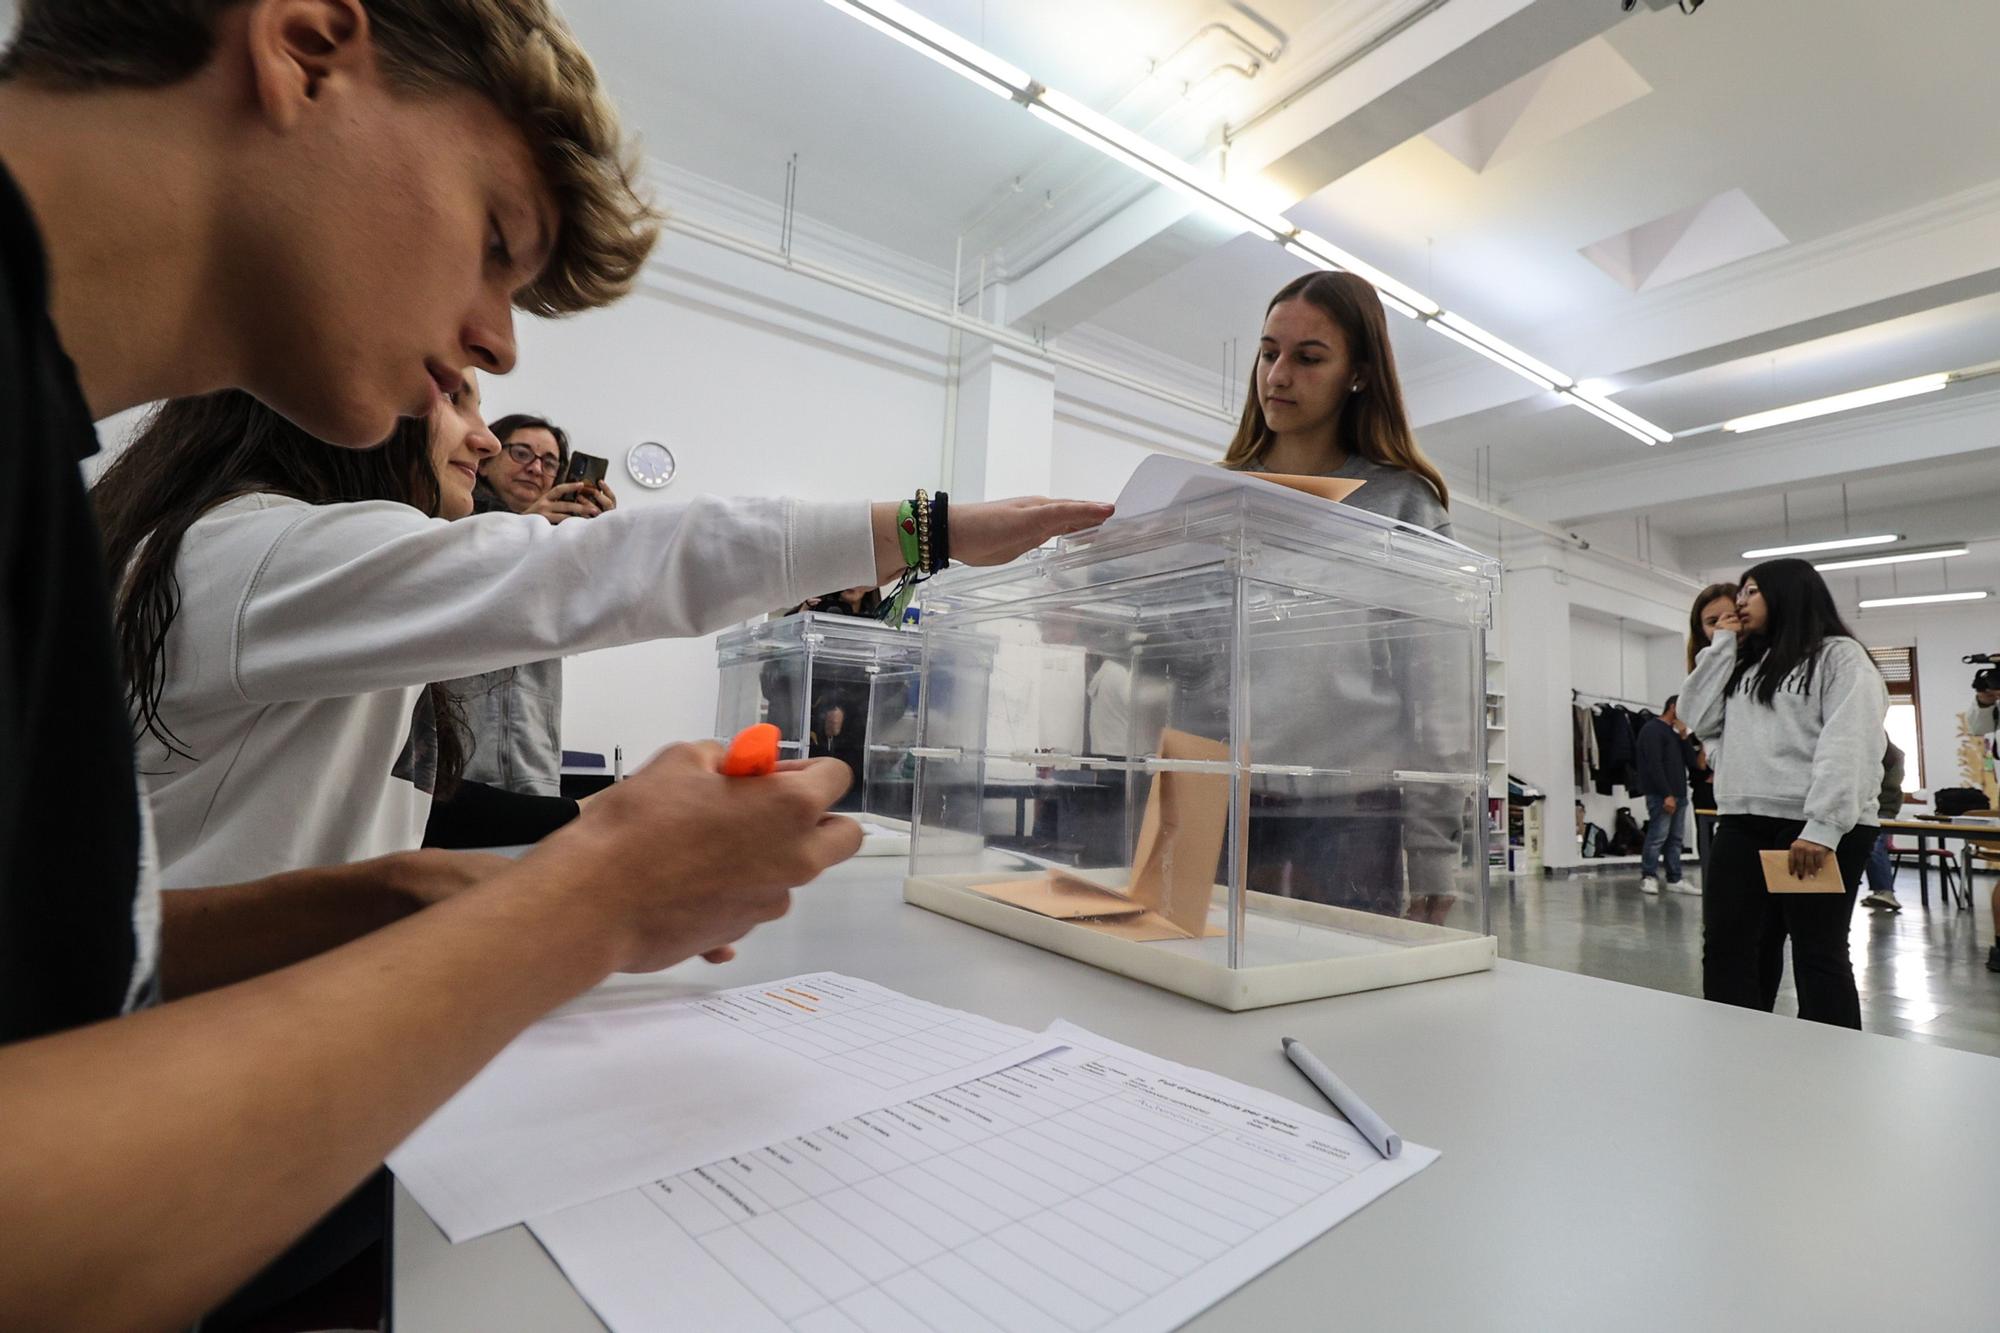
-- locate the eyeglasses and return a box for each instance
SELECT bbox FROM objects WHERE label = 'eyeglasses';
[503,442,562,475]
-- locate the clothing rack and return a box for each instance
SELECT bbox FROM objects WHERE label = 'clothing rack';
[1572,689,1655,711]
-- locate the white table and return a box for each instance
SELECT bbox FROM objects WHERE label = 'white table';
[392,861,2000,1330]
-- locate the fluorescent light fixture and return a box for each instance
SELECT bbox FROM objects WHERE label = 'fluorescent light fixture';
[1429,320,1558,391]
[1280,241,1422,318]
[1723,373,1951,433]
[1858,590,1989,609]
[822,0,1656,449]
[1435,312,1572,390]
[1560,390,1657,445]
[819,0,1031,99]
[1029,91,1291,241]
[1742,534,1901,559]
[1285,231,1440,316]
[1816,546,1968,572]
[1565,389,1673,444]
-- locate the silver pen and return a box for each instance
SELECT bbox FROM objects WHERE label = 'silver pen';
[1281,1037,1401,1159]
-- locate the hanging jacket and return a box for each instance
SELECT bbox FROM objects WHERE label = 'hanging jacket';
[1591,706,1634,796]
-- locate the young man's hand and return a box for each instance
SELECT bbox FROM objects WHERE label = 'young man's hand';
[869,497,1115,581]
[514,741,862,974]
[1664,795,1679,815]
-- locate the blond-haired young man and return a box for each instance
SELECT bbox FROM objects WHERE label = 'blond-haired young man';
[0,2,1106,1325]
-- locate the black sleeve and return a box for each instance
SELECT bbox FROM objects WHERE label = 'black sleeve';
[422,779,580,850]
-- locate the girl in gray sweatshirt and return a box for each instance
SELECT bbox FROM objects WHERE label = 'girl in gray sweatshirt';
[1679,559,1887,1029]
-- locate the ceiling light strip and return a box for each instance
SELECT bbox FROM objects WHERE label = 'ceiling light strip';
[821,0,1031,98]
[1560,391,1658,446]
[1567,389,1673,444]
[1742,534,1900,558]
[1024,100,1286,241]
[1815,546,1969,572]
[820,0,1678,445]
[1723,373,1951,433]
[1858,590,1989,609]
[1285,231,1440,316]
[1427,322,1557,392]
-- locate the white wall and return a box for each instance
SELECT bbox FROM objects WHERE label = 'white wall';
[1847,603,2000,794]
[482,232,954,762]
[1500,532,1704,869]
[1569,611,1684,844]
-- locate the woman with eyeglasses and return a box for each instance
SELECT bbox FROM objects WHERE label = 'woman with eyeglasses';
[1680,559,1887,1029]
[443,413,608,800]
[477,413,615,523]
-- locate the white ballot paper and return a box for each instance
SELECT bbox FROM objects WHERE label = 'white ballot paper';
[390,973,1061,1242]
[529,1020,1439,1333]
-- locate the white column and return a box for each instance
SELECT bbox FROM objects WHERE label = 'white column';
[949,342,1055,502]
[1503,539,1582,870]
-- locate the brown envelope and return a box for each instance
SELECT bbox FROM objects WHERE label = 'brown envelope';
[965,728,1236,942]
[1076,910,1228,941]
[1126,729,1233,938]
[968,873,1146,919]
[1759,849,1846,894]
[1254,473,1367,504]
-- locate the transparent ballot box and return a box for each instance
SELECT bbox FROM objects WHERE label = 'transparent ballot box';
[715,613,931,825]
[903,481,1500,1010]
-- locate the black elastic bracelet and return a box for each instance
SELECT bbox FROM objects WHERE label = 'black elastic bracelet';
[933,491,950,572]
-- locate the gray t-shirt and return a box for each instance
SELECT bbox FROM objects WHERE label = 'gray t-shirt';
[1246,453,1452,537]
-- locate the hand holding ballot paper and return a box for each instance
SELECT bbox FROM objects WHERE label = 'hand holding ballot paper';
[1760,846,1846,893]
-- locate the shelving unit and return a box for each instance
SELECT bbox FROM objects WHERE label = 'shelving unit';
[1486,654,1512,874]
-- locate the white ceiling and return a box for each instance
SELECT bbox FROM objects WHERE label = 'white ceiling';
[8,0,1995,601]
[11,0,1967,590]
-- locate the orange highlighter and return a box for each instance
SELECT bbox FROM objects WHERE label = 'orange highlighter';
[722,723,783,777]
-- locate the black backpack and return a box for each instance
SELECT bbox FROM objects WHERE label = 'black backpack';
[1934,787,1993,817]
[1609,807,1645,856]
[1580,822,1607,858]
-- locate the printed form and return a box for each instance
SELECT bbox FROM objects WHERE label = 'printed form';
[390,973,1060,1241]
[530,1021,1438,1332]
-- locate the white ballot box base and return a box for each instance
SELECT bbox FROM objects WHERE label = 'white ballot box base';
[904,872,1495,1011]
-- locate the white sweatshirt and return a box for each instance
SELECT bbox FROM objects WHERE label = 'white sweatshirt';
[1678,629,1888,849]
[143,492,875,887]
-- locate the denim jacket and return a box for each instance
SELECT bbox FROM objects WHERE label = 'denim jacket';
[448,659,564,797]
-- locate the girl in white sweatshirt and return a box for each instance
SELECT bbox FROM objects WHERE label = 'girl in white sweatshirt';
[1679,558,1887,1029]
[93,377,1110,887]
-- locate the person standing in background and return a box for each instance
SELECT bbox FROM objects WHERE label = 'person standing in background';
[1860,738,1906,913]
[1681,561,1887,1029]
[1958,681,2000,970]
[1636,696,1693,897]
[445,413,613,796]
[1684,583,1738,875]
[1220,269,1460,923]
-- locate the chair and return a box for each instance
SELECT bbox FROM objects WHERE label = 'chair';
[1888,835,1962,910]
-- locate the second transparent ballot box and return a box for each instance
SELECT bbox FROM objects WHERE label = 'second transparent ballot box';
[903,481,1500,1010]
[714,613,929,822]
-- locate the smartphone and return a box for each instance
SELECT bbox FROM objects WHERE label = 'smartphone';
[562,450,609,491]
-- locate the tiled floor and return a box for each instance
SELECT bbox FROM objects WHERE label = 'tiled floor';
[1492,862,2000,1058]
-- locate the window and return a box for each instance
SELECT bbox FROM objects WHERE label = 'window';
[1868,646,1923,788]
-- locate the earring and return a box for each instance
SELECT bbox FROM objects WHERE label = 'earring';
[1350,382,1363,394]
